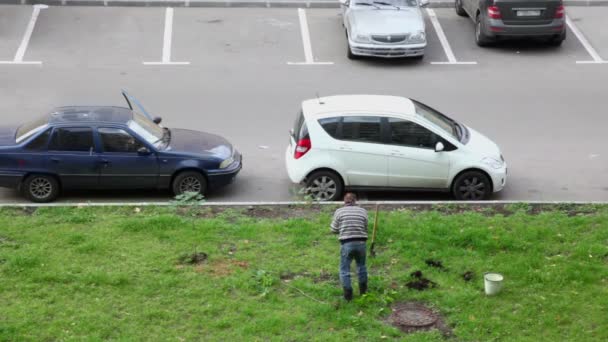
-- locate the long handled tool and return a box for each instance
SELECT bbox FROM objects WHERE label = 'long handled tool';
[370,204,379,258]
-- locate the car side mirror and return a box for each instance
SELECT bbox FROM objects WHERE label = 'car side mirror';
[153,117,162,125]
[435,142,445,152]
[339,0,349,6]
[419,0,429,7]
[137,147,152,155]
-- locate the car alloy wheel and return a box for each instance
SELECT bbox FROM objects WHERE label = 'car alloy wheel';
[179,176,202,193]
[172,171,207,196]
[29,177,53,200]
[453,171,491,200]
[305,170,344,202]
[23,174,60,203]
[308,176,337,201]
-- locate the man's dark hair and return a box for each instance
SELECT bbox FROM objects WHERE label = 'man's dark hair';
[344,192,357,206]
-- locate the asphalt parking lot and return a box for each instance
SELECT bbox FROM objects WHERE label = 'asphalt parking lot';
[1,4,607,203]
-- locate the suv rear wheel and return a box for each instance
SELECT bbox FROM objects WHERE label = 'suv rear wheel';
[452,171,492,200]
[305,170,344,201]
[548,31,566,47]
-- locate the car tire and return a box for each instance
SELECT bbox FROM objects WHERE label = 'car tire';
[172,171,208,196]
[452,171,492,201]
[22,174,60,203]
[548,31,566,47]
[455,0,467,17]
[411,55,424,60]
[475,14,493,47]
[305,170,344,202]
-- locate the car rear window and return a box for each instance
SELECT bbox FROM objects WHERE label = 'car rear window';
[24,129,51,151]
[293,111,309,140]
[15,116,49,143]
[318,117,340,139]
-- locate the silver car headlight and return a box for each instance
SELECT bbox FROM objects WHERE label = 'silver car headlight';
[482,157,504,169]
[354,34,371,43]
[219,157,235,169]
[408,31,426,44]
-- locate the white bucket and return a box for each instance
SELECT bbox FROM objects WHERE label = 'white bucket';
[484,273,504,296]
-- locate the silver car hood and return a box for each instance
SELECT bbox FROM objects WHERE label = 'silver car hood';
[350,8,425,35]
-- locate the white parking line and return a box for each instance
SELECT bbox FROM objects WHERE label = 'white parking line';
[287,8,333,65]
[566,16,608,65]
[426,9,477,65]
[0,4,47,65]
[143,8,190,66]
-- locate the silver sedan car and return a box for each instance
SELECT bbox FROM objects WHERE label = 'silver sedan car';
[341,0,430,59]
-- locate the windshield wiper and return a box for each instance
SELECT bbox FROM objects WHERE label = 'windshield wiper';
[153,128,171,146]
[373,1,400,10]
[356,2,381,9]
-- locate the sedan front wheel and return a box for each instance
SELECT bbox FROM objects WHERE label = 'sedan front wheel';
[172,171,207,196]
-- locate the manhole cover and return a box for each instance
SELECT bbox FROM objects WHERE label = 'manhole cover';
[388,303,438,328]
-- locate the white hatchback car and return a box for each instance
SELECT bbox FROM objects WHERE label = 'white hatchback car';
[285,95,507,201]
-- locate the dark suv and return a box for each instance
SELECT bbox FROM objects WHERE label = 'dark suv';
[455,0,566,46]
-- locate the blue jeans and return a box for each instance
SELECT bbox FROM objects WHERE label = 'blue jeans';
[339,241,368,290]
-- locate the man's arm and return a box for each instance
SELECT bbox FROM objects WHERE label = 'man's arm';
[330,210,340,234]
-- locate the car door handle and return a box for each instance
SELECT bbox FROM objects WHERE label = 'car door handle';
[390,150,404,156]
[50,157,60,163]
[100,159,111,167]
[339,146,353,151]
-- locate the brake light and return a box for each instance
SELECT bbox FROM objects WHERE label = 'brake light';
[294,138,311,159]
[488,5,501,19]
[554,5,565,19]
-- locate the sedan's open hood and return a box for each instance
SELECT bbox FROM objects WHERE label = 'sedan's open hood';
[351,8,425,35]
[168,128,232,159]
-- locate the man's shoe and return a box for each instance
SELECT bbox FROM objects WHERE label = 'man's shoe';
[343,288,353,301]
[359,282,367,295]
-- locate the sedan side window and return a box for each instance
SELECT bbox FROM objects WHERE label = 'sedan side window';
[24,129,51,151]
[49,127,94,152]
[342,116,382,143]
[389,118,438,149]
[99,128,144,153]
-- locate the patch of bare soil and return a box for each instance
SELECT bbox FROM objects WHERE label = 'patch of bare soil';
[170,203,602,220]
[406,271,437,291]
[425,259,446,270]
[177,252,208,265]
[387,302,452,337]
[195,259,249,277]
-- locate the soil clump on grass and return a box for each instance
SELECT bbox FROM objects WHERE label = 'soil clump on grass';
[177,252,208,265]
[406,271,437,291]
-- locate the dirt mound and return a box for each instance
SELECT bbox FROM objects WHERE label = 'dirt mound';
[177,252,208,265]
[406,270,437,291]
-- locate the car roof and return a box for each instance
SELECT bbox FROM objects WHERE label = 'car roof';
[301,95,417,119]
[48,106,133,124]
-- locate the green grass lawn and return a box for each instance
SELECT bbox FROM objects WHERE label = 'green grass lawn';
[1,205,607,341]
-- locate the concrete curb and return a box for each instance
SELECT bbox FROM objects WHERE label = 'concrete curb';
[1,200,607,207]
[2,0,608,8]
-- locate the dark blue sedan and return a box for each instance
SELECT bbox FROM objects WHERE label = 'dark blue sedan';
[0,91,242,202]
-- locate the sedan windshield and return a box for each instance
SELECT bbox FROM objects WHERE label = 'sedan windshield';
[128,111,165,149]
[413,100,462,141]
[15,116,49,143]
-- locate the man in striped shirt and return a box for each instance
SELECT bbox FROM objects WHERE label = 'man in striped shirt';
[331,192,369,301]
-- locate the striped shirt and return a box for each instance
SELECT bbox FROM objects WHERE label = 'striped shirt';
[330,205,368,242]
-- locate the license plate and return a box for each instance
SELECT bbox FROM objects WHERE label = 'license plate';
[517,10,541,17]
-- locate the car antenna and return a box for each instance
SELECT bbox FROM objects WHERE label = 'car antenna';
[316,92,324,105]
